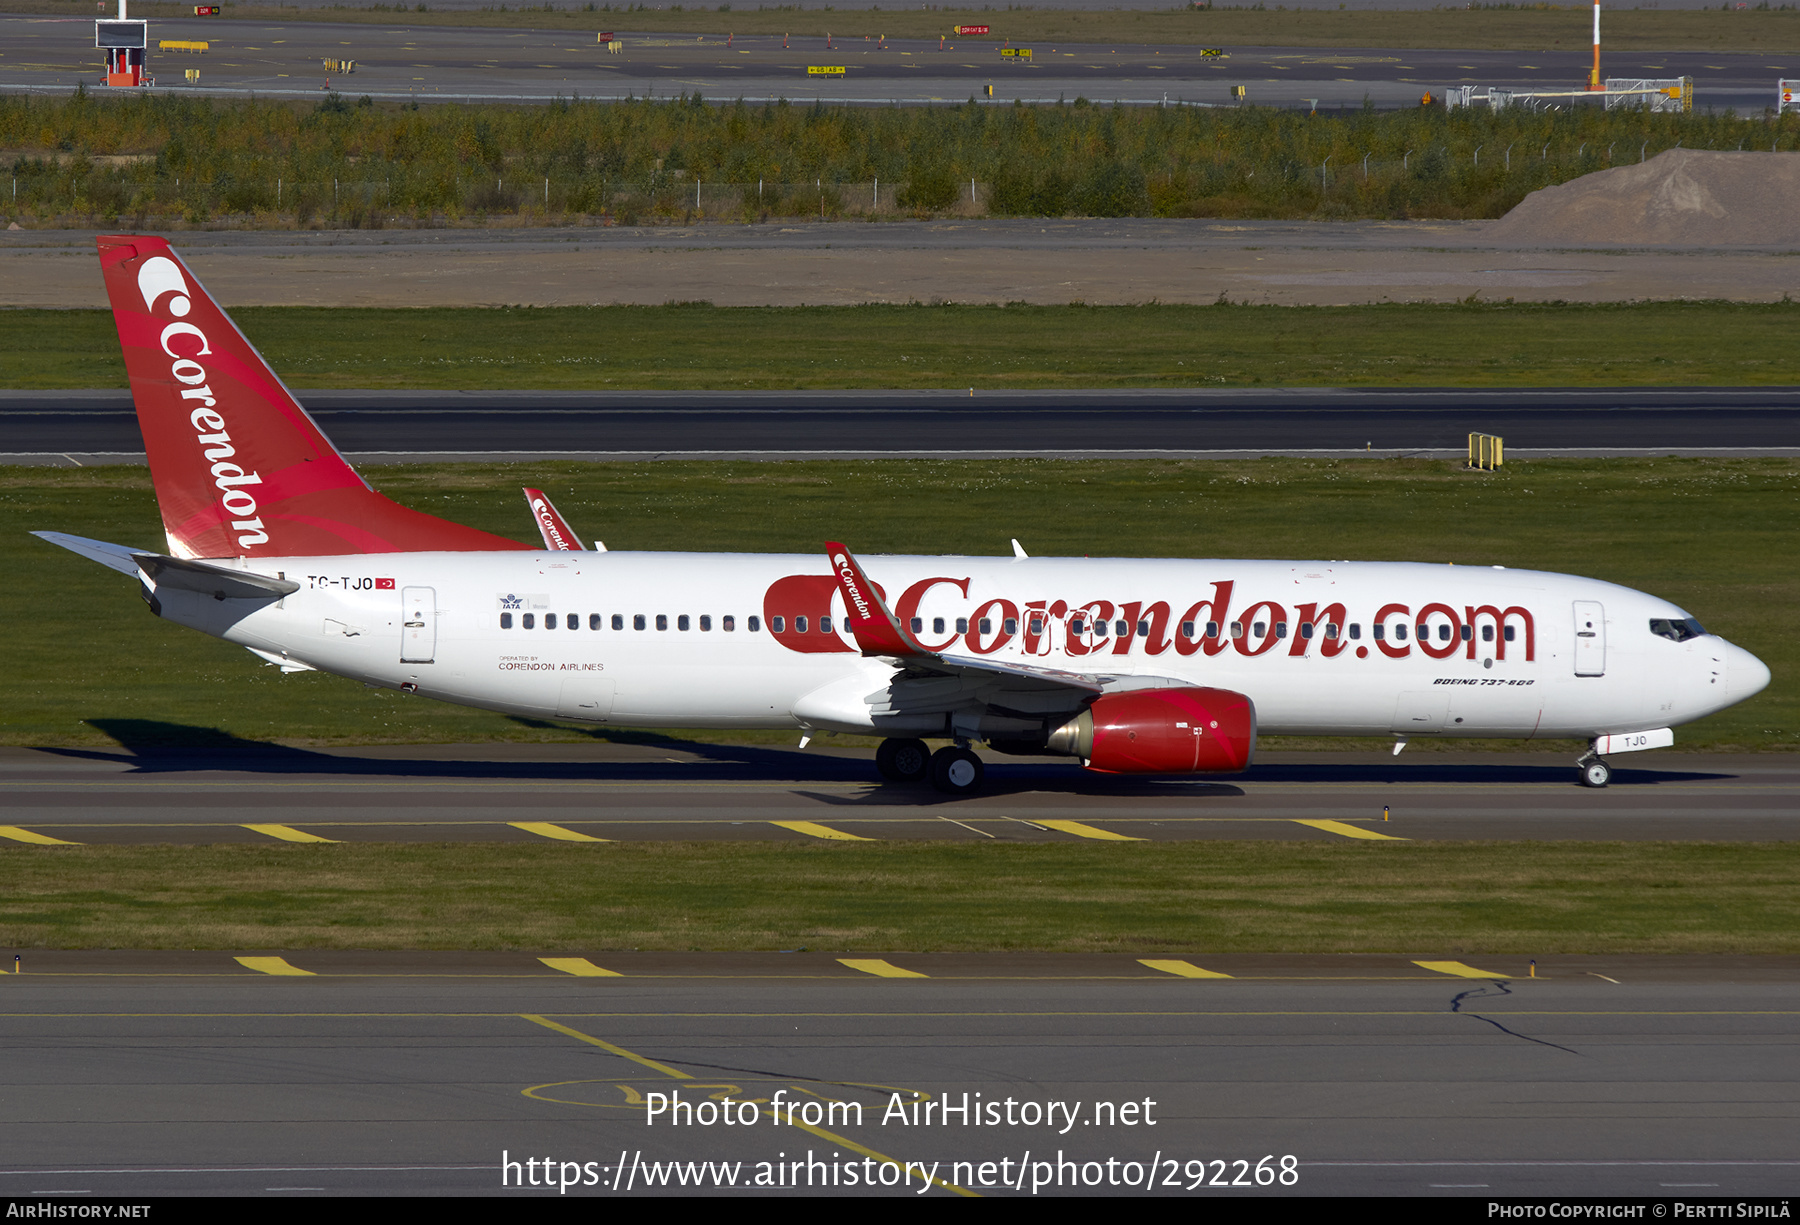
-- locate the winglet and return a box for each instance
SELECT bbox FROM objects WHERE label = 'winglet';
[523,487,586,551]
[825,542,926,658]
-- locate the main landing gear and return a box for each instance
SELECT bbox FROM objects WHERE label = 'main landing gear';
[875,737,930,784]
[1577,747,1613,789]
[875,738,984,796]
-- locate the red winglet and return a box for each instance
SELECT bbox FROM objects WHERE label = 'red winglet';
[523,487,585,551]
[825,542,927,658]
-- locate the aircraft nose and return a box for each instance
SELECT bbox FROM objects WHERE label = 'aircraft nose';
[1726,642,1772,704]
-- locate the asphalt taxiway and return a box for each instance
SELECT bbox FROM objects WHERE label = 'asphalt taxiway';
[4,744,1797,845]
[7,388,1800,464]
[1,969,1796,1197]
[1,15,1789,110]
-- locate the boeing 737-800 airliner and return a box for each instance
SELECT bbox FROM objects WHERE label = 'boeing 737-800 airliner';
[35,236,1771,795]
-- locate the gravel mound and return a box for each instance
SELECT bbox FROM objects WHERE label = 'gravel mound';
[1485,149,1800,246]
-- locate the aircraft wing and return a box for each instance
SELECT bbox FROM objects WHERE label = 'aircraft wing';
[35,530,299,599]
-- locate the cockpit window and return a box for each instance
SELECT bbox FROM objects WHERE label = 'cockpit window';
[1649,617,1706,642]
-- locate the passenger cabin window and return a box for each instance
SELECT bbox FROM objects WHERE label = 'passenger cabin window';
[1275,622,1288,639]
[590,614,602,630]
[910,618,923,633]
[1460,625,1472,641]
[933,618,946,635]
[1005,618,1019,635]
[955,618,968,634]
[634,615,646,631]
[1094,620,1108,638]
[1114,620,1128,638]
[771,616,785,633]
[820,616,832,634]
[795,616,808,633]
[1374,623,1386,640]
[1394,624,1407,641]
[1181,621,1196,639]
[1230,622,1244,639]
[656,615,669,631]
[678,615,690,631]
[567,614,578,631]
[1301,623,1315,640]
[723,615,735,632]
[500,612,513,629]
[1207,621,1220,639]
[1136,620,1149,638]
[612,614,624,631]
[978,618,991,635]
[522,613,535,629]
[1029,618,1043,636]
[1504,626,1516,642]
[700,615,712,632]
[748,616,761,633]
[545,613,557,630]
[1070,618,1085,635]
[1349,623,1361,640]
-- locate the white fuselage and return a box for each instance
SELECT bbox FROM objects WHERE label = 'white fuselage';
[159,550,1767,744]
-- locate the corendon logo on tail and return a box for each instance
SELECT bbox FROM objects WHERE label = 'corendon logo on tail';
[138,255,269,550]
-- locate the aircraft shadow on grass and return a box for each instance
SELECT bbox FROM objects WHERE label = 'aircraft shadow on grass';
[39,718,1738,793]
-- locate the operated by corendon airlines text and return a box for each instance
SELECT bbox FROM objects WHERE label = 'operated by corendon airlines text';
[502,1150,1300,1194]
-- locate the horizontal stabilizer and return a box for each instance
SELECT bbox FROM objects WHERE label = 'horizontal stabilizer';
[35,530,298,600]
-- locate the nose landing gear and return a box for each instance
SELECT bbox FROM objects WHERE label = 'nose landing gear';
[1577,748,1612,788]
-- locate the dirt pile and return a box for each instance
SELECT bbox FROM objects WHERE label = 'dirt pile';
[1485,149,1800,246]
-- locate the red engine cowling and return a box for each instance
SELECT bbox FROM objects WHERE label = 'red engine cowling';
[1046,687,1256,774]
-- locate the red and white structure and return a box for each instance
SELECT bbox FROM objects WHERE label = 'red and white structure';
[96,0,148,87]
[33,236,1773,795]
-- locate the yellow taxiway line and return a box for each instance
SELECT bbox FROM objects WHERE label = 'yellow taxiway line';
[0,825,78,845]
[234,956,315,976]
[1293,818,1408,841]
[1139,959,1233,979]
[839,958,928,979]
[771,820,872,841]
[242,823,337,843]
[510,821,611,842]
[540,957,622,977]
[1036,819,1145,841]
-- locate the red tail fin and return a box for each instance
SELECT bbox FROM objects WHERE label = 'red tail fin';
[97,235,530,559]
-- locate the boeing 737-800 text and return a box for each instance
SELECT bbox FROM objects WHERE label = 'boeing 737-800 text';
[35,236,1771,794]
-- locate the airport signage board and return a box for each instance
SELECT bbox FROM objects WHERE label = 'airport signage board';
[1001,47,1031,58]
[193,6,220,14]
[808,66,845,75]
[956,25,989,35]
[1783,79,1798,114]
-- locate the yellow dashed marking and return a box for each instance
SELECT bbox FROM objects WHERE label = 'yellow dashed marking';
[1139,959,1233,979]
[771,820,871,841]
[511,821,611,842]
[839,958,927,978]
[234,956,314,976]
[1037,819,1144,841]
[0,826,77,845]
[243,823,336,843]
[1415,960,1507,979]
[1293,819,1408,841]
[539,957,621,977]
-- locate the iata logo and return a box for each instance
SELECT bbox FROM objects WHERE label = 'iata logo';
[138,254,270,551]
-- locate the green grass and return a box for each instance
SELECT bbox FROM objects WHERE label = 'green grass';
[2,841,1795,953]
[5,456,1794,750]
[9,303,1800,390]
[13,0,1800,52]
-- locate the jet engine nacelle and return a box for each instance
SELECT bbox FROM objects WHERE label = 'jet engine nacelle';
[1046,687,1256,774]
